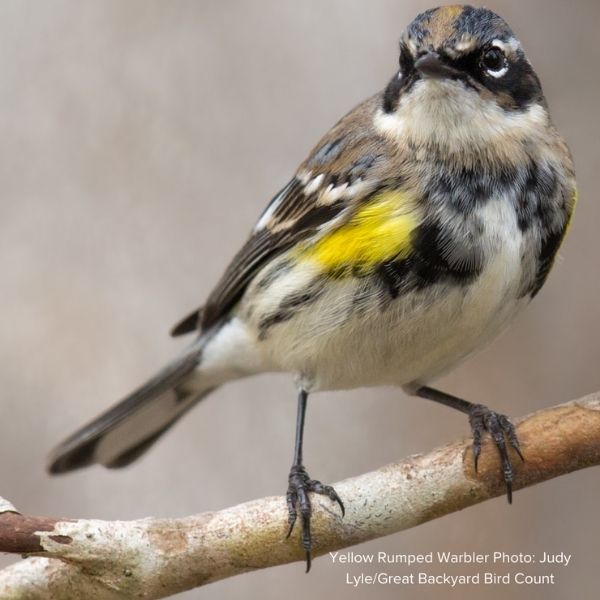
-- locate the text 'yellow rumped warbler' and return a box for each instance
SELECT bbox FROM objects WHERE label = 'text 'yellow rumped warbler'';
[48,5,577,571]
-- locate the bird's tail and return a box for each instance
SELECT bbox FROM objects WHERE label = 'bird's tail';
[47,338,217,474]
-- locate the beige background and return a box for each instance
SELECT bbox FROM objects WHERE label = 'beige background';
[0,1,598,598]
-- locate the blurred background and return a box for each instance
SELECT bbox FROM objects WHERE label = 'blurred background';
[0,1,598,598]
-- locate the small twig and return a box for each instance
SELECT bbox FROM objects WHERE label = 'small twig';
[1,392,599,599]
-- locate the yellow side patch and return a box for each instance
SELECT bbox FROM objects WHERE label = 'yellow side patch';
[298,190,420,273]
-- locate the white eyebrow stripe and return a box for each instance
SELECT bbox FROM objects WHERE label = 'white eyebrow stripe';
[491,37,521,54]
[454,38,476,53]
[406,38,418,55]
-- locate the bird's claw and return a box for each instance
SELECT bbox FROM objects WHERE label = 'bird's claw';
[286,464,344,572]
[469,404,524,503]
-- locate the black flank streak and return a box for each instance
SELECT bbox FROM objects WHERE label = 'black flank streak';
[258,280,326,339]
[530,183,571,297]
[534,165,559,225]
[377,260,412,298]
[516,163,539,231]
[255,259,293,290]
[258,311,294,340]
[280,286,325,311]
[530,228,566,297]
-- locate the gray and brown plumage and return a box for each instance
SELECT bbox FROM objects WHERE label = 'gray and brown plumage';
[48,5,576,570]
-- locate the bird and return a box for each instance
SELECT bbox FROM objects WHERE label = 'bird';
[48,5,576,571]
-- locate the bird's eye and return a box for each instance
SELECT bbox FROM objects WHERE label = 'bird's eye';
[480,47,508,77]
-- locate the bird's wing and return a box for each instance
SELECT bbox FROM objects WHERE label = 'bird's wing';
[171,93,412,335]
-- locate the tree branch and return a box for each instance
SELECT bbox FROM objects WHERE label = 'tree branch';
[1,392,599,599]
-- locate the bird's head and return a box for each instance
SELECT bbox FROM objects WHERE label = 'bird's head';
[379,5,549,159]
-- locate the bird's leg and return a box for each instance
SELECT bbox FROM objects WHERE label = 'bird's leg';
[286,389,344,572]
[415,386,524,503]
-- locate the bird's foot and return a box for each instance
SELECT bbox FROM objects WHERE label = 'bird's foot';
[286,464,344,572]
[468,404,524,503]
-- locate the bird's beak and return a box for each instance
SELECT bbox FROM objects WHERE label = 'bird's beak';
[414,52,458,79]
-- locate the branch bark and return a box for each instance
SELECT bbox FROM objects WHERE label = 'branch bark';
[1,392,599,599]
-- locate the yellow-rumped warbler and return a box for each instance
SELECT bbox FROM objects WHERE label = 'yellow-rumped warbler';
[49,5,576,569]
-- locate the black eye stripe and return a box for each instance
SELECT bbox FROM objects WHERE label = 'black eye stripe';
[444,46,507,74]
[399,43,415,74]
